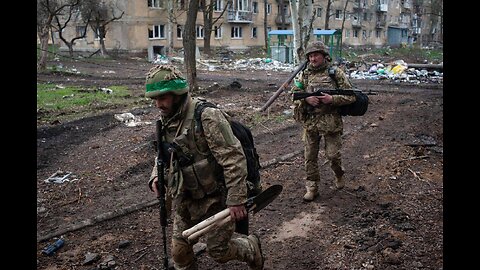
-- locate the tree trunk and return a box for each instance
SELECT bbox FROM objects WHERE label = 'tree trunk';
[37,26,50,72]
[325,0,332,30]
[183,0,199,92]
[100,38,107,57]
[202,1,213,57]
[290,0,315,64]
[290,1,299,62]
[263,0,268,52]
[167,0,175,56]
[341,0,350,37]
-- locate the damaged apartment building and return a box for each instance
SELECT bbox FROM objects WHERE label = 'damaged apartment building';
[52,0,443,61]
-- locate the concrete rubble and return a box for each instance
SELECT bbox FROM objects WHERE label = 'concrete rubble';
[154,55,442,84]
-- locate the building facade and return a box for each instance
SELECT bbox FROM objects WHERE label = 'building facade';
[53,0,442,59]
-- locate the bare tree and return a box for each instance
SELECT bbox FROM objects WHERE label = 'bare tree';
[324,0,336,30]
[340,0,350,34]
[263,0,268,52]
[201,0,228,57]
[183,0,200,92]
[290,0,316,64]
[37,0,78,71]
[52,0,87,57]
[81,0,124,57]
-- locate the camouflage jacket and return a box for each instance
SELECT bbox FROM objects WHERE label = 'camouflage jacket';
[149,96,248,212]
[290,63,356,133]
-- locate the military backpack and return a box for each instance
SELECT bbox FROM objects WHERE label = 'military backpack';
[194,101,263,198]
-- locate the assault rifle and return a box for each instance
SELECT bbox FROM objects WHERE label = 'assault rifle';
[292,89,360,101]
[292,88,369,116]
[155,120,169,270]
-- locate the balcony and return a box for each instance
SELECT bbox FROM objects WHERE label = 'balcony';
[377,4,388,12]
[275,14,291,25]
[227,9,253,23]
[351,20,363,28]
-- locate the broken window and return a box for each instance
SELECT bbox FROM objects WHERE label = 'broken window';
[148,25,165,39]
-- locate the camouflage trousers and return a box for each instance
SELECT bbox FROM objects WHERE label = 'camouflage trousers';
[171,196,258,270]
[303,128,344,185]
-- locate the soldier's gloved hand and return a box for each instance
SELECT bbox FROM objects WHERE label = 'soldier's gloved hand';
[228,205,247,222]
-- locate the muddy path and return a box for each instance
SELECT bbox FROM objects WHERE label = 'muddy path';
[37,60,443,270]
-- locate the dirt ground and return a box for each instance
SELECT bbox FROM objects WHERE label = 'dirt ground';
[37,56,443,270]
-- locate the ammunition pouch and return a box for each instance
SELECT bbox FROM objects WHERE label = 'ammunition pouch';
[169,143,194,168]
[180,157,219,199]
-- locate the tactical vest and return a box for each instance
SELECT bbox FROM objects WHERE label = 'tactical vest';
[166,97,223,199]
[294,67,340,120]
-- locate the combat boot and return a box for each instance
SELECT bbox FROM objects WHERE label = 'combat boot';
[247,234,264,270]
[335,175,345,189]
[303,180,318,201]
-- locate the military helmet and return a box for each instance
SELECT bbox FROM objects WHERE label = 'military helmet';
[305,41,330,57]
[145,65,188,98]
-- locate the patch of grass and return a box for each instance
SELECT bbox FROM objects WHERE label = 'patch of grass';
[250,110,291,126]
[373,47,443,62]
[344,46,443,63]
[37,83,148,124]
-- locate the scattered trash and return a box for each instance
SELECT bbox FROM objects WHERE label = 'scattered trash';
[151,55,442,84]
[83,252,101,265]
[42,238,65,256]
[153,54,169,64]
[114,112,152,127]
[100,88,113,94]
[44,171,76,184]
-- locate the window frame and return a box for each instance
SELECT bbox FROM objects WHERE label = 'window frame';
[148,24,166,39]
[231,26,243,39]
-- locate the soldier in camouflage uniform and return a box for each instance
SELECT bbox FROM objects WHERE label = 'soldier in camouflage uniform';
[290,41,356,201]
[146,65,264,270]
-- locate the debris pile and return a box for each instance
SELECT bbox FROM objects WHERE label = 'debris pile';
[153,55,442,84]
[349,60,443,84]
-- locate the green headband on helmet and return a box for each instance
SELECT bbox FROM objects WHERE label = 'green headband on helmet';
[145,65,189,98]
[145,79,188,97]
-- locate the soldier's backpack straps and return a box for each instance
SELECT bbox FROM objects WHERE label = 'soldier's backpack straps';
[194,100,218,134]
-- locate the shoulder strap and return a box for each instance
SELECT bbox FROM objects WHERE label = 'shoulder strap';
[328,66,340,88]
[329,65,355,89]
[194,100,218,133]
